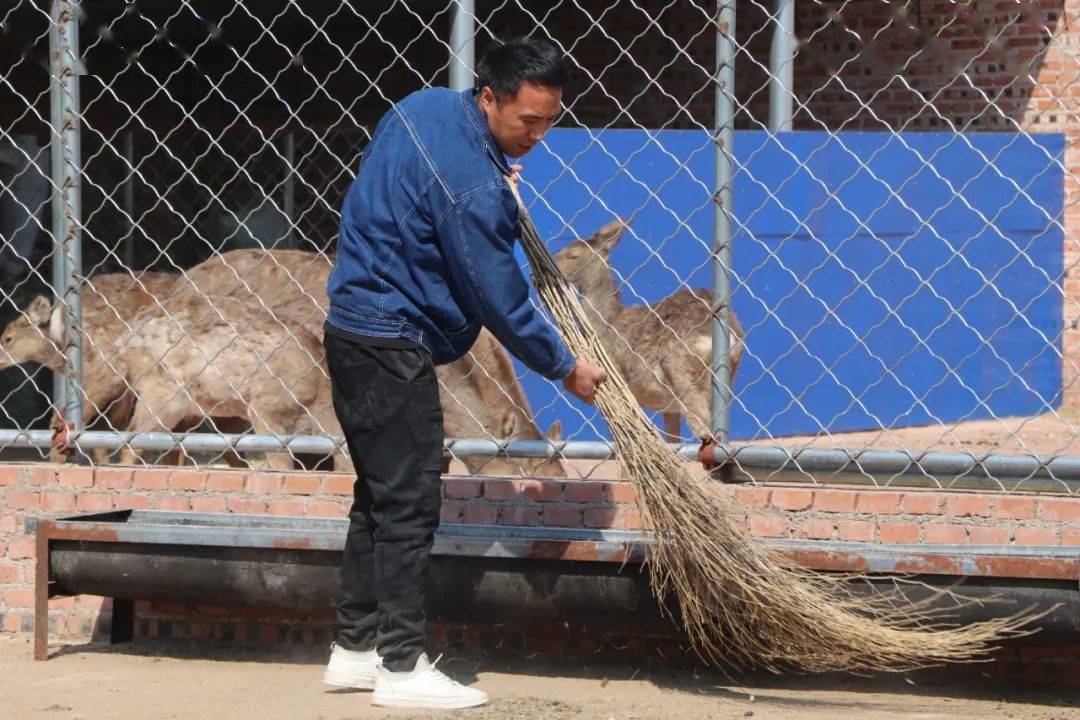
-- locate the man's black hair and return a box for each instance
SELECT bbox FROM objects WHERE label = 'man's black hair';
[475,36,569,101]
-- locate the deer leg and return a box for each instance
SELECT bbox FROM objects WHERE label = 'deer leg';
[157,416,196,467]
[262,450,296,472]
[334,452,355,474]
[662,412,683,442]
[81,393,135,465]
[119,397,189,466]
[684,391,714,442]
[249,413,296,472]
[681,357,740,442]
[461,454,486,476]
[117,445,140,467]
[660,352,713,442]
[210,417,249,468]
[728,338,744,388]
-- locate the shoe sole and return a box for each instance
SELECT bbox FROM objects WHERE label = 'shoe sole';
[371,694,488,709]
[322,670,377,690]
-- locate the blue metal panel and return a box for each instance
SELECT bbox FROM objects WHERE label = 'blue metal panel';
[516,130,1064,442]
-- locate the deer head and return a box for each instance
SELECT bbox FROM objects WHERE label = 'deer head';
[529,419,565,478]
[0,295,63,372]
[553,219,627,309]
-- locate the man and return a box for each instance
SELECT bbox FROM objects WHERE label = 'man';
[320,37,607,710]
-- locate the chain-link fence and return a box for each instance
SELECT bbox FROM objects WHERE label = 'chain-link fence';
[0,1,1077,494]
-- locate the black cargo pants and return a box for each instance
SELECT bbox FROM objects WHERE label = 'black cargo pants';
[324,333,444,672]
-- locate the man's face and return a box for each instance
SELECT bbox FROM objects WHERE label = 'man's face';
[477,83,562,158]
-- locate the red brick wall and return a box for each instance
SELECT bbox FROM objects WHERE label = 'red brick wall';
[784,2,1066,132]
[2,464,1078,644]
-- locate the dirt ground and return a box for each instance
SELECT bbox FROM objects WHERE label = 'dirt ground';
[2,635,1077,720]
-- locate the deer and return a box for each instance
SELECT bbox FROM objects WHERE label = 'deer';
[553,219,745,442]
[0,272,177,463]
[80,291,325,470]
[5,257,564,476]
[179,249,566,477]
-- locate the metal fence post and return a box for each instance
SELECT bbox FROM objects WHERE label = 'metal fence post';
[449,0,475,91]
[51,0,84,443]
[769,0,795,132]
[710,1,736,444]
[123,130,135,267]
[47,3,65,414]
[283,131,296,248]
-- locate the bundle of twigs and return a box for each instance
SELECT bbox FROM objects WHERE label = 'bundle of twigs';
[512,187,1041,672]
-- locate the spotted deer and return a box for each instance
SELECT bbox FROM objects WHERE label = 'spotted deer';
[89,291,325,470]
[180,249,566,477]
[554,220,744,440]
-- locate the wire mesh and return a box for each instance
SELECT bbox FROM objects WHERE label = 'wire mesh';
[0,1,1076,494]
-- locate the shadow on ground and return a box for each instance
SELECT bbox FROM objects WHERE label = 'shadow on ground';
[42,634,1079,715]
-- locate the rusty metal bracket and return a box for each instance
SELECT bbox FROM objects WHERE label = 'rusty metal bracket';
[698,436,746,483]
[33,521,50,661]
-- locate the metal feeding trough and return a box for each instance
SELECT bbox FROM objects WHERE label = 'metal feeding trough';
[34,509,1080,660]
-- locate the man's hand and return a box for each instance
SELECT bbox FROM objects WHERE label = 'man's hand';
[563,360,607,405]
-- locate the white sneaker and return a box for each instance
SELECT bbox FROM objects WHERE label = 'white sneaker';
[322,642,381,690]
[372,653,488,709]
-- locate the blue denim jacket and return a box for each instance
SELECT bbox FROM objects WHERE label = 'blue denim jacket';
[326,87,576,381]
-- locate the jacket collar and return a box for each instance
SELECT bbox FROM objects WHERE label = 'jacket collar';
[460,89,512,176]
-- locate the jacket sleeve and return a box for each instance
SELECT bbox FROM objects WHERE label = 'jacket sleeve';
[436,184,576,381]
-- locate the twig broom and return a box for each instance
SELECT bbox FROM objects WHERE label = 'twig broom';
[511,186,1043,672]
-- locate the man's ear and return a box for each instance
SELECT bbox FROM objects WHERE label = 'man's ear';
[478,86,496,113]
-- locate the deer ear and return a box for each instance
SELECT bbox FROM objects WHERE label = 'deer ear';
[588,219,626,253]
[25,295,52,326]
[546,420,562,441]
[48,305,65,344]
[499,413,518,439]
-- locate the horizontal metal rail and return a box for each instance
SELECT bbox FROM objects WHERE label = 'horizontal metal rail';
[3,429,1079,492]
